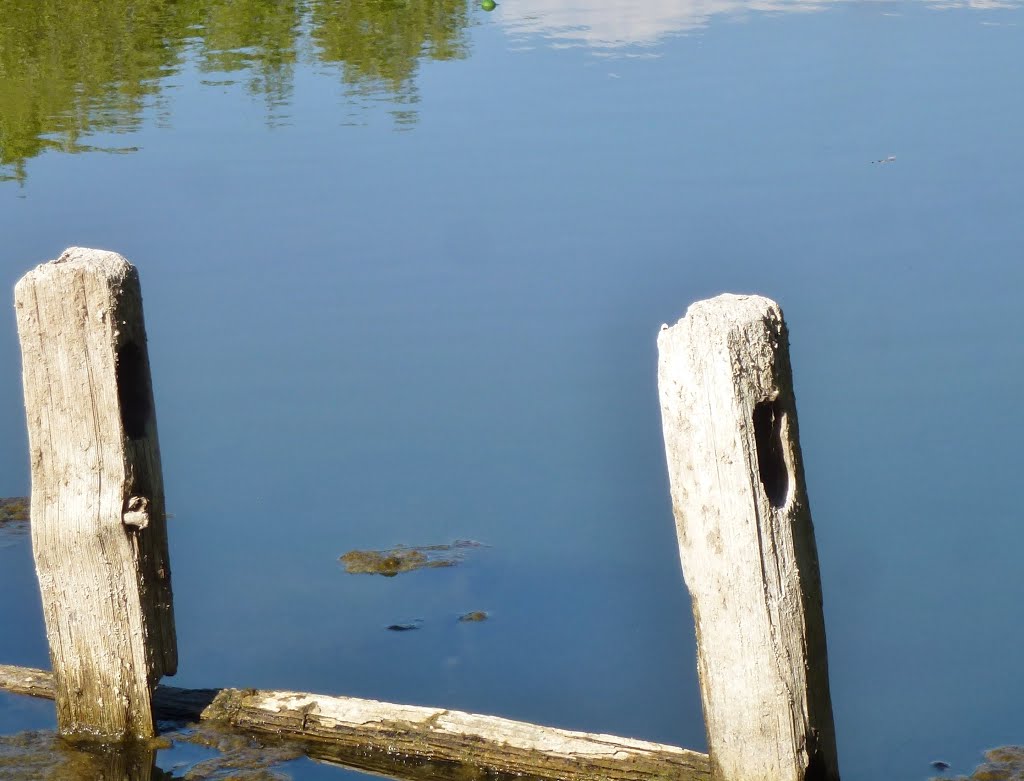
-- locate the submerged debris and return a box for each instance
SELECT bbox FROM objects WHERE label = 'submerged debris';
[386,620,423,632]
[0,497,29,524]
[0,497,30,547]
[0,731,173,780]
[339,540,484,577]
[0,724,301,781]
[171,723,301,780]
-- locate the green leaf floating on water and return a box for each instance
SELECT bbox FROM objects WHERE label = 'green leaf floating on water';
[339,540,485,576]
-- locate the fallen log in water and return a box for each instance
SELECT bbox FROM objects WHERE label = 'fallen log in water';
[0,665,710,781]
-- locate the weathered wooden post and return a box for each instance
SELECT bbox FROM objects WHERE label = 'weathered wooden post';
[14,247,176,740]
[657,294,839,781]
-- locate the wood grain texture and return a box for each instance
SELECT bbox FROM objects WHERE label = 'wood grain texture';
[14,248,176,740]
[0,664,55,699]
[0,665,710,781]
[203,688,710,781]
[657,295,839,781]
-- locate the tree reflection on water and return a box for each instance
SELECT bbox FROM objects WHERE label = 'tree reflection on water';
[0,0,471,183]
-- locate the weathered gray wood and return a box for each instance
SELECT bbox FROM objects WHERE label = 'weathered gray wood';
[203,688,710,781]
[0,663,54,699]
[14,248,176,740]
[0,665,710,781]
[657,294,839,781]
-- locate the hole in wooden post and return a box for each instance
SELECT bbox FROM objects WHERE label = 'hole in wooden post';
[116,342,152,440]
[752,399,789,509]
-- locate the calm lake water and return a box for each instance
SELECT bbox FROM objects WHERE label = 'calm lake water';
[2,1,1024,778]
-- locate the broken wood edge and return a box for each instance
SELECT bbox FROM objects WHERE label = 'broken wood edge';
[0,665,710,781]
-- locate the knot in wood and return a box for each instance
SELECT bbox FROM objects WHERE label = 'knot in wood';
[123,496,150,530]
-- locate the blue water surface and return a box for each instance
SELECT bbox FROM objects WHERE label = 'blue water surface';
[2,2,1024,779]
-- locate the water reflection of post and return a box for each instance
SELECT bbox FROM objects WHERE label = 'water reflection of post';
[657,295,840,781]
[83,742,166,781]
[14,248,177,741]
[0,729,166,781]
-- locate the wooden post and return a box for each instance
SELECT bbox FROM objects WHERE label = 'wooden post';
[14,247,176,740]
[657,294,839,781]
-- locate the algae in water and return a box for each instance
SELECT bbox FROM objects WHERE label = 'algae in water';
[339,540,483,576]
[940,746,1024,781]
[0,724,301,781]
[0,498,28,524]
[0,497,29,547]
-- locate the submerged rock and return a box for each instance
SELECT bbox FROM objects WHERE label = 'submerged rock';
[0,724,301,780]
[458,611,488,623]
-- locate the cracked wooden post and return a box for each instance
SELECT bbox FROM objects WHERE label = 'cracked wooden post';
[657,294,839,781]
[14,247,176,740]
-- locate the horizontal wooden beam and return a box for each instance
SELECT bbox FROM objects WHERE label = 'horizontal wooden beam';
[0,665,53,699]
[0,665,709,781]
